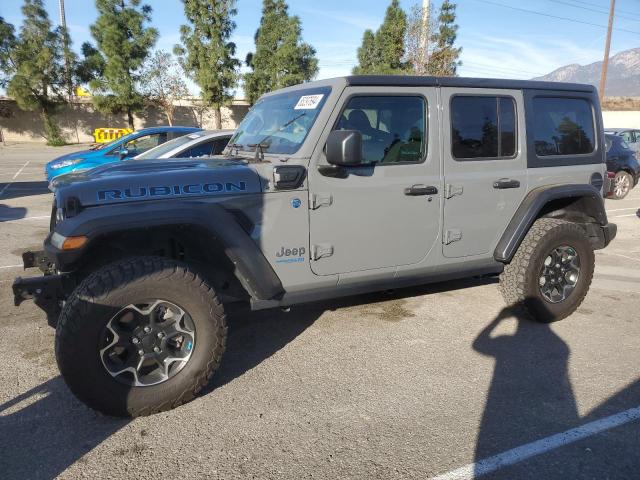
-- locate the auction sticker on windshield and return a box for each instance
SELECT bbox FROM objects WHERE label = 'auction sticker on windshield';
[294,94,324,110]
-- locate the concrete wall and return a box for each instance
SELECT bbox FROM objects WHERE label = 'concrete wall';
[602,111,640,129]
[2,96,637,143]
[0,98,250,144]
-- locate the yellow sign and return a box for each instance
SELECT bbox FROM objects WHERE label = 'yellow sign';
[75,86,91,97]
[93,128,133,143]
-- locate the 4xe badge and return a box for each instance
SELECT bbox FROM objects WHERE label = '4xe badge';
[275,246,306,264]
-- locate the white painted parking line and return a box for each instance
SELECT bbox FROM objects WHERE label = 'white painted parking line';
[0,215,50,223]
[0,160,30,198]
[597,252,640,263]
[0,264,22,270]
[606,207,638,213]
[431,406,640,480]
[610,213,639,218]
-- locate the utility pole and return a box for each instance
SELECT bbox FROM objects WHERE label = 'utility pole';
[58,0,73,100]
[420,0,430,75]
[599,0,616,102]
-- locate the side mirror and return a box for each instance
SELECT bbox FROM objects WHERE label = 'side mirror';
[119,147,129,160]
[325,130,363,166]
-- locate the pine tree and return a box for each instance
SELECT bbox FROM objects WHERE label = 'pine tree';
[427,0,461,77]
[85,0,158,129]
[352,0,408,75]
[3,1,73,145]
[244,0,318,104]
[175,0,240,129]
[352,30,378,75]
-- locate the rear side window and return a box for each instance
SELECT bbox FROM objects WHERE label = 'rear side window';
[451,96,516,159]
[532,97,595,156]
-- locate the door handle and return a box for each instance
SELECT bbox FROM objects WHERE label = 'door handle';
[493,178,520,189]
[404,184,438,196]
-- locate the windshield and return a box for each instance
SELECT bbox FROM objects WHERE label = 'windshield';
[229,86,331,155]
[134,133,202,160]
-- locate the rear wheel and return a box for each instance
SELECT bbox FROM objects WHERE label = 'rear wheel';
[499,218,594,323]
[612,171,632,199]
[55,256,227,417]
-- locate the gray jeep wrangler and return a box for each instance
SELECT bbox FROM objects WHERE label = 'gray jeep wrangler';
[13,76,616,417]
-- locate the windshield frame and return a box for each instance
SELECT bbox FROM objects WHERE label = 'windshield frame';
[228,86,332,156]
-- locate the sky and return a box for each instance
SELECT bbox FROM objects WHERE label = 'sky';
[2,0,639,98]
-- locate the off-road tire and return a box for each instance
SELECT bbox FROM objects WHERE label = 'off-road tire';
[499,218,594,323]
[55,256,227,417]
[611,171,633,200]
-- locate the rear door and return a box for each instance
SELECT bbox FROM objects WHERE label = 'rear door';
[441,88,527,258]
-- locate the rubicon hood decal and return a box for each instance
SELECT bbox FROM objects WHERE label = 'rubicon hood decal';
[98,181,247,201]
[53,158,262,207]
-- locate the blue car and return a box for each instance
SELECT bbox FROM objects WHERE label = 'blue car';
[45,126,202,181]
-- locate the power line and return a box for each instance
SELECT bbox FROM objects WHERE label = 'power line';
[549,0,640,22]
[470,0,640,35]
[569,0,638,17]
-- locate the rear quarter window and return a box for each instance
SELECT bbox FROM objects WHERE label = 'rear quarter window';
[532,97,595,157]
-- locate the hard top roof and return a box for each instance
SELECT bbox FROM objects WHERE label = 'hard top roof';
[343,75,596,92]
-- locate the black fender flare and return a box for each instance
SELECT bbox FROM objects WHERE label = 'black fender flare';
[50,201,284,301]
[494,184,608,263]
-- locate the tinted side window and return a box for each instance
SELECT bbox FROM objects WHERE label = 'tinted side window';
[184,141,215,158]
[533,97,595,156]
[212,137,230,155]
[123,133,168,155]
[335,96,426,165]
[451,96,516,159]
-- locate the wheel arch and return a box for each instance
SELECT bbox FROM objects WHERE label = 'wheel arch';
[494,184,608,263]
[51,202,284,301]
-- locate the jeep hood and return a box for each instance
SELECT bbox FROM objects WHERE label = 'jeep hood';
[52,157,262,208]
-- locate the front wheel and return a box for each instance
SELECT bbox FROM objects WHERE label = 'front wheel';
[55,257,227,417]
[499,218,594,323]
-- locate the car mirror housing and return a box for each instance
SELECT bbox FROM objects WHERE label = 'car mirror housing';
[325,130,363,166]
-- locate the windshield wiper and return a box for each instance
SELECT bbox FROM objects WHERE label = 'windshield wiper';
[248,112,307,161]
[226,143,244,157]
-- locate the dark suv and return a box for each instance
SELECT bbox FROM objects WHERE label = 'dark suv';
[605,133,640,199]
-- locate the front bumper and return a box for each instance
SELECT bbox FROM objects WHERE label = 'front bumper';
[12,250,75,327]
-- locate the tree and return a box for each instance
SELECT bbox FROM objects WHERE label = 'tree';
[0,17,17,89]
[2,2,73,145]
[427,0,461,77]
[352,0,408,75]
[84,0,158,129]
[140,51,189,125]
[244,0,318,104]
[352,30,378,75]
[176,0,240,129]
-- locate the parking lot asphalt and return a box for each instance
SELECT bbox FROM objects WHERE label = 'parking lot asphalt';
[0,144,639,480]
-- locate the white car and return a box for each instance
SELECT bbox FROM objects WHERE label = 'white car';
[133,130,234,160]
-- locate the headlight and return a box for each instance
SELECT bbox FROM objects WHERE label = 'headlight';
[50,158,83,170]
[50,232,88,250]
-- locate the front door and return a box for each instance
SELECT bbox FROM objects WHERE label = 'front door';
[441,88,527,258]
[308,87,441,276]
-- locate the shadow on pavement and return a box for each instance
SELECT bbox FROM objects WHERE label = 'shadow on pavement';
[472,304,640,478]
[0,377,126,480]
[473,306,579,464]
[0,181,50,201]
[208,275,499,392]
[0,204,27,222]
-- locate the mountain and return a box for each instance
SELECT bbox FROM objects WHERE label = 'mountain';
[533,48,640,96]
